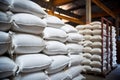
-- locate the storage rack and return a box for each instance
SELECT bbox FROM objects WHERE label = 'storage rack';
[101,17,113,75]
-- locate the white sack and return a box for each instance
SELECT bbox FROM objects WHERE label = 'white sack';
[91,55,101,61]
[0,0,14,11]
[92,29,106,35]
[67,33,84,43]
[45,55,70,74]
[69,54,84,66]
[76,25,85,30]
[66,43,83,54]
[81,59,91,65]
[83,35,92,40]
[91,68,101,73]
[10,0,47,18]
[91,48,101,55]
[73,74,85,80]
[92,42,102,48]
[13,72,49,80]
[43,27,67,42]
[43,41,67,55]
[61,24,77,33]
[11,33,45,54]
[0,11,12,31]
[83,47,92,53]
[15,54,52,73]
[11,13,47,34]
[90,61,102,68]
[83,65,92,71]
[83,29,92,35]
[0,57,17,78]
[83,40,92,47]
[0,31,11,55]
[65,65,84,79]
[50,71,71,80]
[90,35,102,42]
[43,16,64,28]
[83,53,92,59]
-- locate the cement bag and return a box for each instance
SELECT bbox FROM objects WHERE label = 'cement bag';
[65,65,84,79]
[66,43,83,54]
[83,40,92,47]
[90,61,102,68]
[83,29,92,35]
[91,68,101,73]
[83,47,92,53]
[13,72,49,80]
[0,0,13,11]
[61,24,77,33]
[73,74,85,80]
[11,33,45,54]
[83,65,92,71]
[81,58,91,65]
[90,35,102,42]
[91,55,101,61]
[45,55,70,74]
[69,54,84,66]
[43,41,67,55]
[43,16,64,28]
[76,25,85,30]
[0,31,11,55]
[11,13,47,34]
[91,42,102,48]
[83,35,92,40]
[91,48,101,55]
[0,57,17,79]
[50,71,71,80]
[67,33,84,43]
[43,27,67,42]
[10,0,47,18]
[15,54,52,73]
[83,53,92,59]
[0,11,12,31]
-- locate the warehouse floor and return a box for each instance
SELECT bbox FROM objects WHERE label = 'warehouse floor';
[83,65,120,80]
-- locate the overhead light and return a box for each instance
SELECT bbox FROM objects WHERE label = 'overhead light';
[45,0,50,2]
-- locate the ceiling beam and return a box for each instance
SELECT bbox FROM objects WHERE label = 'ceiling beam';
[47,10,85,24]
[67,5,85,11]
[92,0,116,19]
[55,8,81,18]
[53,0,73,6]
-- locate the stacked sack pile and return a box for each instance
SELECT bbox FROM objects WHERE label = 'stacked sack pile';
[42,16,85,79]
[76,21,116,74]
[9,0,53,80]
[0,0,86,80]
[112,26,117,67]
[60,24,85,80]
[76,24,93,72]
[0,0,17,80]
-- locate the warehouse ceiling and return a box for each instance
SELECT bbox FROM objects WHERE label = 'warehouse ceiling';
[32,0,120,26]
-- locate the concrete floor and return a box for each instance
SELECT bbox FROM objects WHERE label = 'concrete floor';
[83,65,120,80]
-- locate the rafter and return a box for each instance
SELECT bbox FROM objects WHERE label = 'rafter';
[47,10,85,24]
[92,0,116,19]
[67,5,85,11]
[53,0,73,6]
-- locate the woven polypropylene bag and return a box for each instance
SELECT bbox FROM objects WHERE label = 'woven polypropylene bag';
[0,57,17,78]
[11,13,47,34]
[10,0,47,18]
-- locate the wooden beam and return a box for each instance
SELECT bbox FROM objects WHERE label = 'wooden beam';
[92,0,116,19]
[86,0,91,23]
[47,10,85,24]
[53,0,73,6]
